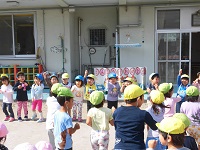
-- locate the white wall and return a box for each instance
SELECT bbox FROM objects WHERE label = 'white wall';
[74,7,117,74]
[119,6,155,78]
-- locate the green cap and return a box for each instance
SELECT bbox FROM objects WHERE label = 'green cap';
[159,83,173,94]
[51,83,63,94]
[124,84,145,100]
[186,86,199,96]
[57,87,73,97]
[89,91,104,105]
[173,113,191,128]
[150,90,165,104]
[156,117,185,134]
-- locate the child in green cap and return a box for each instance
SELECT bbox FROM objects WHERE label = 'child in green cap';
[113,84,157,150]
[86,91,114,150]
[173,113,198,150]
[180,86,200,149]
[147,117,190,150]
[46,83,63,149]
[53,87,80,150]
[146,90,168,150]
[159,83,181,118]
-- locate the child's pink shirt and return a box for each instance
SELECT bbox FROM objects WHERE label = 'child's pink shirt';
[164,97,181,118]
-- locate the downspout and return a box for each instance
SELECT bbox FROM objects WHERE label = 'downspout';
[42,9,47,70]
[78,17,83,74]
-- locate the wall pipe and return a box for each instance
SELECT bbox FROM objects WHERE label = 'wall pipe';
[42,9,47,70]
[78,17,83,74]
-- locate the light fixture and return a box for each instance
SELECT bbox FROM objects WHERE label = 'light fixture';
[6,1,19,7]
[68,6,75,13]
[196,10,200,16]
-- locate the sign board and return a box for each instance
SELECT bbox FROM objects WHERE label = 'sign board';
[94,67,146,90]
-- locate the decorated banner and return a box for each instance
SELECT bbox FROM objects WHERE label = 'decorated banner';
[94,67,146,90]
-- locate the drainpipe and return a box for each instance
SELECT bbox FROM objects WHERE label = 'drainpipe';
[115,28,119,68]
[42,9,47,70]
[78,17,83,74]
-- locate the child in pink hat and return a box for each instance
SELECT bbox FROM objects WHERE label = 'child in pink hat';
[0,122,8,150]
[35,141,53,150]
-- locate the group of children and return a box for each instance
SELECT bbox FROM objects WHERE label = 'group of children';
[0,68,199,149]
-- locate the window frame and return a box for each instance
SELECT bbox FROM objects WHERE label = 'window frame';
[0,11,37,59]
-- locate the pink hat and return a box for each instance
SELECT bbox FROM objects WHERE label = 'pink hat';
[0,122,8,137]
[35,141,53,150]
[13,143,37,150]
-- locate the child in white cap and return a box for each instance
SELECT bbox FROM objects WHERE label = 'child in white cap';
[120,77,136,93]
[54,87,80,150]
[147,117,190,150]
[35,141,53,150]
[113,84,157,150]
[46,83,62,149]
[176,69,190,113]
[159,83,181,118]
[146,90,168,150]
[13,143,37,150]
[61,73,72,116]
[86,91,114,150]
[0,122,8,150]
[146,73,160,101]
[180,86,200,149]
[61,73,72,89]
[83,70,96,111]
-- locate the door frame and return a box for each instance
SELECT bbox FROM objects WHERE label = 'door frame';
[155,29,200,83]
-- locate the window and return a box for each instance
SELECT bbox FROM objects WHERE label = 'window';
[0,13,35,57]
[89,29,106,46]
[157,10,180,29]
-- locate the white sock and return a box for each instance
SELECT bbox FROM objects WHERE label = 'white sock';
[32,111,36,116]
[39,112,43,119]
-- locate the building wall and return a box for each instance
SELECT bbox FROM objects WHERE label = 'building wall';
[1,5,200,82]
[74,7,117,74]
[119,6,155,78]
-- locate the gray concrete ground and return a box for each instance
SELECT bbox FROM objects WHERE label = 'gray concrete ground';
[1,101,148,150]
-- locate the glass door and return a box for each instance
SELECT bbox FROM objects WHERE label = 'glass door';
[191,32,200,82]
[157,32,190,84]
[157,33,180,84]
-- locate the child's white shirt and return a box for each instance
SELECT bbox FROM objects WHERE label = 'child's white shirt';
[46,96,61,130]
[31,83,44,100]
[71,85,84,101]
[1,84,14,103]
[146,105,164,137]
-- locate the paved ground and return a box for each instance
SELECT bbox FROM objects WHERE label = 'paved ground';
[1,100,149,150]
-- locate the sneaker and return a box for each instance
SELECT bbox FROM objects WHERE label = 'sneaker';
[37,118,44,123]
[72,117,77,121]
[78,118,82,122]
[18,117,22,122]
[9,117,15,122]
[4,116,10,121]
[24,116,28,121]
[31,114,37,120]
